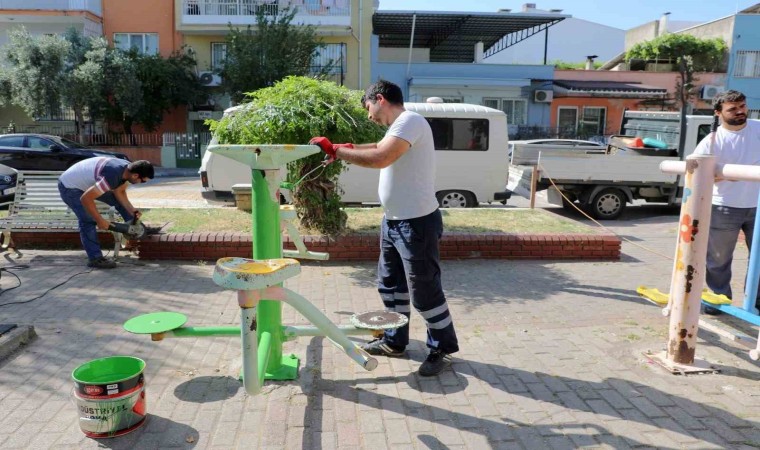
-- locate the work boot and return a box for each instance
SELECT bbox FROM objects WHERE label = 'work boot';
[88,257,117,269]
[361,338,406,357]
[418,349,452,377]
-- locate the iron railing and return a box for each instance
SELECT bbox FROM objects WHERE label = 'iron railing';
[183,0,350,17]
[0,0,102,15]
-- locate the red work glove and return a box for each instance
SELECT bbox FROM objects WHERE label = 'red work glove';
[309,137,353,163]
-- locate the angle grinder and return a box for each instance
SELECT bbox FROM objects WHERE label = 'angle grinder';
[108,217,147,240]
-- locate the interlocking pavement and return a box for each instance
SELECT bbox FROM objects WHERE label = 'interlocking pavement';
[0,207,758,449]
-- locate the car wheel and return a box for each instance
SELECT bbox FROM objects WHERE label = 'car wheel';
[436,190,476,208]
[589,188,626,220]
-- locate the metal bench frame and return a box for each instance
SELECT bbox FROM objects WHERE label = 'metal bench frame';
[0,171,124,257]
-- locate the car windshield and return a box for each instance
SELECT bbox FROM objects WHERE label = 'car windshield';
[58,137,89,149]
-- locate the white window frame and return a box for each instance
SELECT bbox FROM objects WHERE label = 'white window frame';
[482,98,527,125]
[557,106,578,131]
[211,42,227,70]
[581,106,607,135]
[113,32,159,55]
[734,51,760,78]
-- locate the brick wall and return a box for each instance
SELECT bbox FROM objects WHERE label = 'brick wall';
[7,231,621,261]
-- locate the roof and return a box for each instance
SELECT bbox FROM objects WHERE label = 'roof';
[373,10,569,63]
[553,80,667,97]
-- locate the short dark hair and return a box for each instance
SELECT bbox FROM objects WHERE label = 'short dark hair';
[128,160,154,180]
[713,90,746,112]
[361,79,404,106]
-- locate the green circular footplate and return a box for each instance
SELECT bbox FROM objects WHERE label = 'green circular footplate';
[124,312,188,334]
[350,311,408,330]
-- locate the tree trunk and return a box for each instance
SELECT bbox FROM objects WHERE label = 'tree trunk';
[74,108,85,144]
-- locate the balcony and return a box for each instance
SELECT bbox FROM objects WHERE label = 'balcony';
[181,0,350,29]
[0,0,102,16]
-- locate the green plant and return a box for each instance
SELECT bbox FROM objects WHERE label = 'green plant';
[209,76,384,236]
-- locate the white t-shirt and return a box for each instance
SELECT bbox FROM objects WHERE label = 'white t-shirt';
[693,119,760,208]
[378,110,439,220]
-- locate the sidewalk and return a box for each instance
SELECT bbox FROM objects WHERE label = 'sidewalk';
[0,211,758,448]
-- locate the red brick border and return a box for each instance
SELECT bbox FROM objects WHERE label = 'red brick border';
[8,231,621,261]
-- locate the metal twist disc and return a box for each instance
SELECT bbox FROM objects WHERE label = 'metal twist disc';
[124,312,187,334]
[350,311,408,330]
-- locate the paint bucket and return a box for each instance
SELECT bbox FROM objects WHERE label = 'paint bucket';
[71,356,147,439]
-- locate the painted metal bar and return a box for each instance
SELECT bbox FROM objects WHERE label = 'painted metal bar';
[241,307,261,395]
[257,331,272,388]
[742,193,760,314]
[698,303,760,326]
[281,288,378,371]
[251,168,286,376]
[283,325,375,338]
[666,154,715,365]
[662,161,760,182]
[168,326,240,338]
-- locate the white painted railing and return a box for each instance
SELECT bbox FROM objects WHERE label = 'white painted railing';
[0,0,102,15]
[182,0,350,18]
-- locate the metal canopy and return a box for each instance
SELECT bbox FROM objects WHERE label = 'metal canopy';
[374,10,569,63]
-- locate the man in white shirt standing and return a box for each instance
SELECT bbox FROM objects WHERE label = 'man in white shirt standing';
[310,80,459,376]
[693,90,760,314]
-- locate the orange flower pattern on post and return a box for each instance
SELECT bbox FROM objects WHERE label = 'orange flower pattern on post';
[680,214,699,243]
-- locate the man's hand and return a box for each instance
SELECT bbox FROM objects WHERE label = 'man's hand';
[96,218,111,231]
[131,209,142,221]
[309,137,353,162]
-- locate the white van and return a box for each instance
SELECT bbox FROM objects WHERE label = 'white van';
[200,100,510,207]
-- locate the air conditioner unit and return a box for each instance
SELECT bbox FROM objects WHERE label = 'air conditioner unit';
[534,90,553,103]
[700,84,724,100]
[199,71,222,87]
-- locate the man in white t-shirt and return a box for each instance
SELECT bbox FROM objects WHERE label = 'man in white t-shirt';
[310,80,459,376]
[693,90,760,315]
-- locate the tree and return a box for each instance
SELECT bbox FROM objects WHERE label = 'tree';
[0,28,70,122]
[110,49,205,134]
[627,34,726,154]
[210,77,384,236]
[219,7,327,104]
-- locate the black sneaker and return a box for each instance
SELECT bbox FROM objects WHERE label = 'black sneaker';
[701,304,723,316]
[361,338,405,357]
[418,350,452,377]
[87,257,117,269]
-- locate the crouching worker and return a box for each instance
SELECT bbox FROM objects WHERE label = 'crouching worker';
[58,157,154,269]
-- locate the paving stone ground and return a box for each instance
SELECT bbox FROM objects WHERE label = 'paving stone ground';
[0,203,758,449]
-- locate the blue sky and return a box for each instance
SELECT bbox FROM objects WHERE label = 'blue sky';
[376,0,756,31]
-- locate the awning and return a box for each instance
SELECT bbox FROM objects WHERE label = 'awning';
[553,80,668,97]
[373,10,569,63]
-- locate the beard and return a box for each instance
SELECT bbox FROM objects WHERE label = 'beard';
[724,114,747,126]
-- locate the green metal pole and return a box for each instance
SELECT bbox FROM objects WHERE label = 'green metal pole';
[250,169,297,379]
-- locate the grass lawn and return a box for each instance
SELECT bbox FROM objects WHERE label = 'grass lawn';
[142,207,592,235]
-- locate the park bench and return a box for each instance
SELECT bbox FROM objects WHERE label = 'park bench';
[0,171,124,256]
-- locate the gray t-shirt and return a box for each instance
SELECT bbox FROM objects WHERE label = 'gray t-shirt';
[378,110,439,220]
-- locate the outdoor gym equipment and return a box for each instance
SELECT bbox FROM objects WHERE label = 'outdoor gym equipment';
[638,152,760,372]
[124,144,407,394]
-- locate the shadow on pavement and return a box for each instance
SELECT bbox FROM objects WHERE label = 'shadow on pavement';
[173,375,241,403]
[94,414,199,449]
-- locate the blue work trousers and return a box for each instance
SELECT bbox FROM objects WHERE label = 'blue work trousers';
[58,182,131,260]
[706,205,760,308]
[377,209,459,354]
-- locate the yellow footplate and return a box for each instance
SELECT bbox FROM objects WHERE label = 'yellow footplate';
[701,291,732,305]
[636,286,733,306]
[212,257,301,290]
[636,286,669,305]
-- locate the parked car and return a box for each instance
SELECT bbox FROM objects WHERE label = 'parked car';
[0,164,17,207]
[0,134,130,171]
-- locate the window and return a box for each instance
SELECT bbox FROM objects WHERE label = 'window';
[483,98,526,125]
[27,136,55,149]
[426,97,462,103]
[211,43,227,70]
[557,107,578,133]
[697,124,711,145]
[311,43,346,75]
[734,51,760,78]
[426,118,489,151]
[113,33,159,55]
[580,107,606,136]
[0,136,24,147]
[749,109,760,119]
